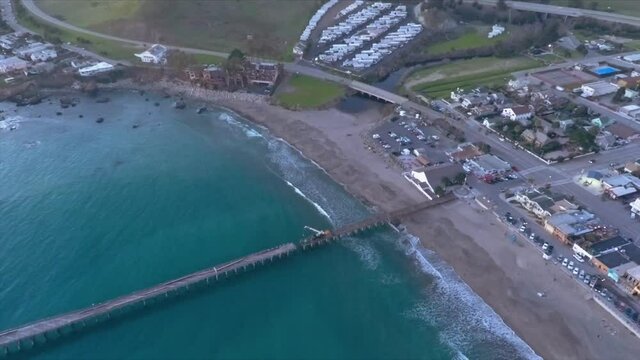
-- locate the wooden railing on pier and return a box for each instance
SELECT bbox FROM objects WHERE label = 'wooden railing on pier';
[0,195,455,355]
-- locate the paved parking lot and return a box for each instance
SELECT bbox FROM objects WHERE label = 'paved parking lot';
[371,116,453,165]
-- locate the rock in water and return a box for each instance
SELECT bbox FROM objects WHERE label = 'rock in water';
[173,101,186,109]
[96,117,104,124]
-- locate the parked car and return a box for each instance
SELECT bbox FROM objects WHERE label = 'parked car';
[519,225,526,232]
[568,261,574,270]
[542,242,549,250]
[562,258,569,267]
[372,133,380,139]
[573,267,579,275]
[529,233,536,240]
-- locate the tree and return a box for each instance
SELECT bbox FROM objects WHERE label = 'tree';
[225,48,246,72]
[442,176,453,187]
[497,0,508,11]
[589,1,598,10]
[454,172,467,185]
[613,87,626,103]
[434,185,445,196]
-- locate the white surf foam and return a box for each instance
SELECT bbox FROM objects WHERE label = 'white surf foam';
[399,233,542,360]
[218,112,264,139]
[285,180,331,221]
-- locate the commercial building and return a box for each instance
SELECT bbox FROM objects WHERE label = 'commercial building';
[78,62,114,77]
[592,243,640,282]
[581,81,619,98]
[0,56,28,73]
[134,44,168,64]
[464,154,511,178]
[514,189,555,219]
[631,198,640,219]
[544,210,597,243]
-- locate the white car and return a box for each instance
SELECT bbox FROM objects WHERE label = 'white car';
[562,258,569,267]
[568,261,574,270]
[372,133,380,139]
[542,242,549,250]
[573,267,579,275]
[389,132,397,138]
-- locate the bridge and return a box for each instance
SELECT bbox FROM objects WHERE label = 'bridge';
[0,195,454,356]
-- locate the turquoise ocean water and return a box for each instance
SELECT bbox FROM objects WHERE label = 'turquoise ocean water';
[0,92,539,359]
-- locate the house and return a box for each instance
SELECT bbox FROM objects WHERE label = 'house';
[501,105,532,122]
[617,76,640,89]
[625,159,640,174]
[410,163,464,194]
[0,56,27,73]
[580,81,619,98]
[602,174,640,190]
[78,62,114,77]
[29,48,57,62]
[245,61,280,87]
[607,122,639,140]
[521,129,550,147]
[632,198,640,219]
[14,42,51,59]
[448,143,482,162]
[134,44,168,64]
[514,189,556,219]
[544,210,596,243]
[619,104,640,120]
[595,132,617,150]
[472,104,496,118]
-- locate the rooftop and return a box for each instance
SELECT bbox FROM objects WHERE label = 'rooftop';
[473,154,511,172]
[590,235,630,255]
[596,251,630,269]
[622,244,640,264]
[625,264,640,280]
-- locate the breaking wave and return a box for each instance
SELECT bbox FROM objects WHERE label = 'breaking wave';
[285,180,331,221]
[400,233,541,360]
[218,112,264,139]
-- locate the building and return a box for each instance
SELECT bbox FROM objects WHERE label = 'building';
[78,62,114,77]
[607,122,638,140]
[592,243,640,282]
[245,61,279,87]
[622,264,640,295]
[580,81,619,98]
[622,53,640,63]
[14,42,51,59]
[464,154,511,178]
[448,143,482,162]
[134,44,168,64]
[501,106,532,122]
[625,159,640,174]
[620,104,640,121]
[0,56,27,73]
[631,198,640,219]
[410,163,464,194]
[30,48,57,62]
[595,132,617,150]
[544,210,596,243]
[514,189,556,219]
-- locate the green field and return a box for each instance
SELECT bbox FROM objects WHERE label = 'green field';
[276,74,345,109]
[409,57,542,98]
[35,0,320,59]
[425,26,504,55]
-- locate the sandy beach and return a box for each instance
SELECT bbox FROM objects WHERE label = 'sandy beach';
[105,79,640,359]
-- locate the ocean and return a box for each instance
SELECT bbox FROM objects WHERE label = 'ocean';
[0,91,539,359]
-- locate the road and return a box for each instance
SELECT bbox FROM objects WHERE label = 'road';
[469,0,640,27]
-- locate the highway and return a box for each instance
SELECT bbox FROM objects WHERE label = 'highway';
[468,0,640,27]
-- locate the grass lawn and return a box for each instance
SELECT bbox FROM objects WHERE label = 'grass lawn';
[192,53,225,66]
[35,0,320,59]
[276,74,345,109]
[36,0,142,28]
[425,26,503,55]
[409,57,543,98]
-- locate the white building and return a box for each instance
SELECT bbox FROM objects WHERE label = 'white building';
[78,62,114,76]
[581,81,619,98]
[30,48,57,62]
[631,198,640,219]
[0,56,28,73]
[134,44,168,64]
[501,105,532,122]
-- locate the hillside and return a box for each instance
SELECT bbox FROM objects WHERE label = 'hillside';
[36,0,324,59]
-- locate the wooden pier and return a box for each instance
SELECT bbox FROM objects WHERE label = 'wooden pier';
[0,196,454,356]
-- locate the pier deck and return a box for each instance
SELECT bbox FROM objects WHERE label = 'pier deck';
[0,196,455,354]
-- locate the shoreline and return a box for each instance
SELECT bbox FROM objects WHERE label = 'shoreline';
[43,80,640,358]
